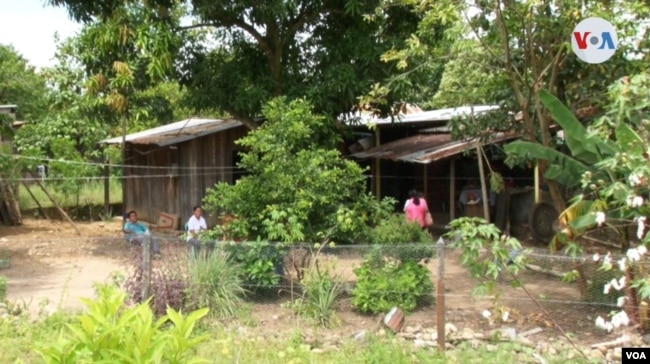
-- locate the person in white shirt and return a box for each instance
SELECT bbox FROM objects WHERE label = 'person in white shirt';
[187,206,208,255]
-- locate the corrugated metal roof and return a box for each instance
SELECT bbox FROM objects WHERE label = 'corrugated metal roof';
[348,105,500,127]
[350,132,520,164]
[101,118,244,147]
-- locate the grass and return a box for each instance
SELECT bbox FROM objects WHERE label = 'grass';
[0,308,595,364]
[17,179,122,210]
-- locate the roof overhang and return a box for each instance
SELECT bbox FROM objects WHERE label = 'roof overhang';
[346,105,501,128]
[102,118,244,147]
[350,131,521,164]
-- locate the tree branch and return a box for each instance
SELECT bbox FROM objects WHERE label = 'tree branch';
[175,23,218,31]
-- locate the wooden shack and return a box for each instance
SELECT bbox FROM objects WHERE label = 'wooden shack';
[102,118,249,228]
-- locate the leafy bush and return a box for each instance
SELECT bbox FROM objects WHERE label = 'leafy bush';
[444,217,526,296]
[365,214,435,262]
[35,284,209,364]
[0,275,6,300]
[123,247,188,315]
[187,250,248,318]
[288,255,344,327]
[224,241,287,292]
[352,253,433,314]
[202,97,396,244]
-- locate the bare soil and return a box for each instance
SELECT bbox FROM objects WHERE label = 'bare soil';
[0,218,617,346]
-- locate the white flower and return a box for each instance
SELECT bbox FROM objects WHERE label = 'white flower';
[502,311,509,322]
[612,311,630,328]
[637,216,647,240]
[629,173,642,187]
[618,257,627,271]
[627,195,645,208]
[592,253,600,262]
[482,310,491,319]
[603,253,612,265]
[595,211,606,226]
[610,276,627,291]
[617,296,627,307]
[595,316,613,332]
[627,248,642,262]
[604,282,612,295]
[638,245,647,256]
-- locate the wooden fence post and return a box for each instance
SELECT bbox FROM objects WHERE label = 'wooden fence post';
[436,237,446,351]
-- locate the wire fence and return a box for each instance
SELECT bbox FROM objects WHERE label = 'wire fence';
[0,232,635,344]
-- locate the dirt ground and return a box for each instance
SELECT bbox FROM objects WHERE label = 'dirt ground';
[0,218,617,346]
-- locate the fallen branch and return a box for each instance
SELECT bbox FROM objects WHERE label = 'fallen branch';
[590,335,631,349]
[518,327,543,338]
[525,264,565,278]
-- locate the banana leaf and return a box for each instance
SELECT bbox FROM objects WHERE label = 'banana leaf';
[504,140,588,187]
[539,90,617,163]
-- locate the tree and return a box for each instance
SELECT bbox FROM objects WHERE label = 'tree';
[367,0,650,211]
[49,0,446,127]
[0,44,47,124]
[202,97,395,244]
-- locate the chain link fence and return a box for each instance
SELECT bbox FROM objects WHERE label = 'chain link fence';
[0,232,637,342]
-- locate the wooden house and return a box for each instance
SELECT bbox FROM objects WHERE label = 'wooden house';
[102,118,249,228]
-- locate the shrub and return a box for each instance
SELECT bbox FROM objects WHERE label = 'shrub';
[187,250,248,319]
[0,275,6,300]
[35,284,209,364]
[288,255,344,327]
[365,214,435,262]
[224,240,287,293]
[352,253,433,314]
[123,247,188,315]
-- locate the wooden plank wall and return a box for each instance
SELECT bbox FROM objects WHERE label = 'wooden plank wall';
[178,126,247,227]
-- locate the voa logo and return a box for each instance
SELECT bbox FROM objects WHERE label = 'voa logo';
[571,17,618,64]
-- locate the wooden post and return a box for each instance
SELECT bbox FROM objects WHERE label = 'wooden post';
[103,162,110,216]
[449,159,456,220]
[29,171,80,235]
[534,162,540,204]
[141,235,152,301]
[476,144,490,221]
[436,237,446,351]
[0,176,21,225]
[21,181,49,219]
[423,164,428,202]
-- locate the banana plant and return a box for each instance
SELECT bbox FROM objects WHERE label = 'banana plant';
[504,89,617,188]
[504,89,645,250]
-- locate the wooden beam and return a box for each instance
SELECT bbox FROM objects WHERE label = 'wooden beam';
[21,181,50,220]
[29,171,80,235]
[374,128,381,200]
[476,144,490,221]
[449,159,456,220]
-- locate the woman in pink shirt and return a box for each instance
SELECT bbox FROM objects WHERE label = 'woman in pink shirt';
[404,189,429,229]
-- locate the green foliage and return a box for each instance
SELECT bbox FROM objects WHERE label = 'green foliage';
[364,213,434,262]
[35,284,209,364]
[0,275,6,300]
[504,89,617,188]
[0,44,47,122]
[187,251,248,319]
[352,257,433,314]
[203,98,395,244]
[289,256,344,327]
[224,241,287,292]
[444,217,526,295]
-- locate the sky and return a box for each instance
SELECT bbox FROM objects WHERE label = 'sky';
[0,0,82,69]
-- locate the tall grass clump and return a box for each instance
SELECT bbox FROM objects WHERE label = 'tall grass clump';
[187,249,248,319]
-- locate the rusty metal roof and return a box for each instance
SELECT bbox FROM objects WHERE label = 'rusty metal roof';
[101,118,244,147]
[350,132,520,164]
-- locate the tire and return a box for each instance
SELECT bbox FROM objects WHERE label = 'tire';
[529,202,559,243]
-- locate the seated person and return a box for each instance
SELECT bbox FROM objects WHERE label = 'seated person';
[186,206,213,254]
[123,210,161,258]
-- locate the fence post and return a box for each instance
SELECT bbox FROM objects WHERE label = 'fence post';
[141,235,152,301]
[436,237,446,351]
